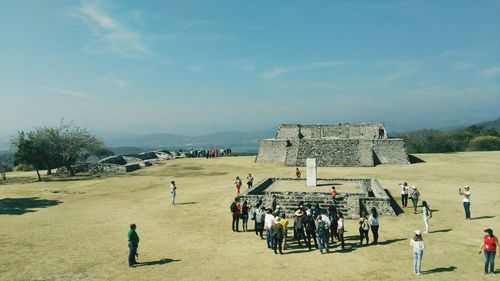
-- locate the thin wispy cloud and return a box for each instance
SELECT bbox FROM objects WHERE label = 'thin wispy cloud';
[101,74,129,89]
[483,67,500,76]
[263,61,346,78]
[37,86,96,99]
[76,0,159,60]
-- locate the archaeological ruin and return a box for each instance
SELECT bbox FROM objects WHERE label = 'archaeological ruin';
[256,123,410,167]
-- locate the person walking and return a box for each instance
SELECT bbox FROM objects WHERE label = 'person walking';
[459,185,471,221]
[410,230,425,275]
[230,198,241,232]
[273,217,284,254]
[480,228,499,275]
[400,182,409,208]
[369,207,379,244]
[127,224,140,268]
[246,173,254,189]
[422,201,432,233]
[234,176,242,194]
[410,185,420,214]
[241,200,249,232]
[295,168,301,179]
[265,209,275,249]
[359,215,370,246]
[337,212,345,250]
[170,181,177,205]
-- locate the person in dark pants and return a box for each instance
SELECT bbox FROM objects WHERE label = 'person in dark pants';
[400,182,409,208]
[294,209,307,247]
[359,216,370,246]
[273,217,284,254]
[459,186,471,221]
[127,224,140,268]
[369,207,380,244]
[337,212,345,250]
[305,215,318,250]
[255,206,266,238]
[410,185,420,214]
[230,197,241,232]
[480,228,499,275]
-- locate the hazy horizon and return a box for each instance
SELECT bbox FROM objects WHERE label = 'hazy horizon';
[1,1,499,137]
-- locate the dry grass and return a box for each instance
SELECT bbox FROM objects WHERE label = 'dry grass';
[0,151,499,281]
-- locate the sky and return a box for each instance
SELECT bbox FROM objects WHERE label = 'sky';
[1,0,499,137]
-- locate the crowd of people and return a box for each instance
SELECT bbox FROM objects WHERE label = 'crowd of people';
[188,148,232,158]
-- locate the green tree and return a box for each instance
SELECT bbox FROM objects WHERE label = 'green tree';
[11,131,48,181]
[469,136,500,151]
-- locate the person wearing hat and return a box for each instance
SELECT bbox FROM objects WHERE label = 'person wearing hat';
[458,186,471,221]
[273,217,284,254]
[410,230,425,275]
[480,228,499,275]
[294,209,307,247]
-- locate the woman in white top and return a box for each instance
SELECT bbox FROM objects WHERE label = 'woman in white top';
[410,230,425,275]
[458,185,471,220]
[400,182,409,208]
[422,201,432,233]
[337,212,345,250]
[368,207,380,244]
[170,181,177,205]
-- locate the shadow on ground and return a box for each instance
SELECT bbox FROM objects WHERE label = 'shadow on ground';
[409,154,426,164]
[136,258,180,267]
[423,266,457,274]
[471,216,495,220]
[431,229,453,233]
[0,197,62,215]
[175,201,198,205]
[385,189,404,215]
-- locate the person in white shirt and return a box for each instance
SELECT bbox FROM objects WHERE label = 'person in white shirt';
[265,209,275,249]
[337,212,345,250]
[410,230,425,275]
[368,207,380,244]
[400,182,409,208]
[422,201,432,233]
[458,185,471,220]
[170,181,176,205]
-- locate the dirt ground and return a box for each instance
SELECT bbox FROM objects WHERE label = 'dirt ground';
[1,151,499,281]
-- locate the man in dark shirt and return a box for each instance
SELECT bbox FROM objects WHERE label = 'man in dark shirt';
[128,224,140,267]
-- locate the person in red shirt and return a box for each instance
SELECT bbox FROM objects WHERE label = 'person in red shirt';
[330,186,337,205]
[480,228,499,275]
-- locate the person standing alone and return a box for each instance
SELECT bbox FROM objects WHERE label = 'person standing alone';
[410,230,425,275]
[127,224,140,268]
[234,176,242,194]
[170,181,177,205]
[459,186,471,221]
[480,228,499,275]
[246,173,254,189]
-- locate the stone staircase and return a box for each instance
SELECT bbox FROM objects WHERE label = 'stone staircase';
[267,191,349,218]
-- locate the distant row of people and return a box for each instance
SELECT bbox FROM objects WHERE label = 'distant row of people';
[188,148,232,158]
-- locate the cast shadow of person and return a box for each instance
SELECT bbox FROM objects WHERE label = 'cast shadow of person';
[422,266,457,274]
[136,258,180,267]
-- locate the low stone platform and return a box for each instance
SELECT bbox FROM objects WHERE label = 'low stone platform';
[237,177,397,219]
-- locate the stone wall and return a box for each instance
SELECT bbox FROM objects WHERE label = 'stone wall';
[372,139,410,164]
[294,139,374,167]
[256,139,288,163]
[56,163,126,175]
[276,123,386,140]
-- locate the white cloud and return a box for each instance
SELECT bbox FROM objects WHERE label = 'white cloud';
[483,67,500,76]
[37,86,96,99]
[77,0,159,60]
[263,61,346,78]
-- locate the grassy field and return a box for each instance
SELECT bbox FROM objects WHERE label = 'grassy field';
[1,152,499,281]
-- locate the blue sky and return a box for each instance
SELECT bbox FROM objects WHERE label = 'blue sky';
[1,0,499,136]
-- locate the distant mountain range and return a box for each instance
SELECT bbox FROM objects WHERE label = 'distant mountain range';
[477,117,500,130]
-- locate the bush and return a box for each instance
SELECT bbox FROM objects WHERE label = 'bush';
[14,163,34,171]
[469,136,500,151]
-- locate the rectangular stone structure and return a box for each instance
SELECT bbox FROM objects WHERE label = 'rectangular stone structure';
[306,158,317,187]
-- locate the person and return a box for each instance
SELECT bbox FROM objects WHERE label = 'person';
[422,201,432,233]
[459,185,471,221]
[400,182,409,208]
[279,213,289,250]
[359,215,370,246]
[337,212,345,250]
[230,197,241,232]
[368,207,379,244]
[234,176,242,194]
[246,173,254,189]
[330,186,338,205]
[480,228,499,275]
[170,181,177,205]
[410,230,425,275]
[241,200,249,232]
[328,206,338,244]
[378,126,385,139]
[410,185,420,214]
[273,217,284,254]
[271,194,278,213]
[255,206,266,239]
[265,209,275,249]
[305,215,318,250]
[295,167,301,179]
[294,209,307,247]
[315,215,330,254]
[127,224,140,268]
